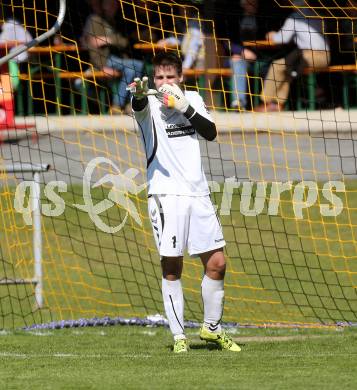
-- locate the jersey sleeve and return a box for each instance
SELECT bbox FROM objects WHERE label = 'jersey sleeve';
[133,100,150,122]
[186,92,213,122]
[133,98,156,163]
[272,16,295,45]
[134,103,152,138]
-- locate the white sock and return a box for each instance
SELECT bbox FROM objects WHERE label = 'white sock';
[201,275,224,333]
[162,278,185,338]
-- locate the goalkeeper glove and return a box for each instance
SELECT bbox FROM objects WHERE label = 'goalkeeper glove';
[157,83,189,113]
[126,76,157,100]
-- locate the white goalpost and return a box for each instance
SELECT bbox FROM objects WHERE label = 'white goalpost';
[0,164,50,308]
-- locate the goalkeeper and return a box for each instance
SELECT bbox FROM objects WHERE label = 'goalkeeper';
[128,52,240,354]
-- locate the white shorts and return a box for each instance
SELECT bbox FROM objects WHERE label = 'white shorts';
[148,194,226,257]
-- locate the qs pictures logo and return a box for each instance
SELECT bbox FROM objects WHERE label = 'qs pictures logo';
[14,157,147,233]
[73,157,147,233]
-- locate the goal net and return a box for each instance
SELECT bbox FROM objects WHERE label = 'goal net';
[0,0,356,329]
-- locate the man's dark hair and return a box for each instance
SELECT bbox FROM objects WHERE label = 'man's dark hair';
[152,51,183,76]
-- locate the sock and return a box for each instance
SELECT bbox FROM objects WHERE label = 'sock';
[201,275,224,333]
[162,278,185,338]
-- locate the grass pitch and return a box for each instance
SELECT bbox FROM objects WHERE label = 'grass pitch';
[1,326,356,389]
[1,181,357,327]
[1,182,357,388]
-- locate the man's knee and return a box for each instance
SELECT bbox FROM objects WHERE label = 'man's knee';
[208,258,226,277]
[161,256,183,280]
[203,250,226,278]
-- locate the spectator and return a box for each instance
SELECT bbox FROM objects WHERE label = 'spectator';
[0,9,33,65]
[229,0,259,110]
[156,7,205,71]
[255,7,330,112]
[81,0,143,114]
[180,20,205,70]
[0,7,34,115]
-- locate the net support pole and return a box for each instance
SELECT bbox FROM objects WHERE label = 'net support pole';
[32,172,42,308]
[0,0,67,66]
[1,163,50,308]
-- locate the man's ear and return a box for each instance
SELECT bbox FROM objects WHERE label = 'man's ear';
[179,74,184,83]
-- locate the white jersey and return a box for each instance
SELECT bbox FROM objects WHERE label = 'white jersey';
[134,91,211,196]
[272,13,330,51]
[0,19,33,63]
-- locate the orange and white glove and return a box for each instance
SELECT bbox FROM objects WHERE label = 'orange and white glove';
[157,83,189,113]
[126,76,157,100]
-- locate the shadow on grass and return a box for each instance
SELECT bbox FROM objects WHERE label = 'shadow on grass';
[190,342,220,350]
[166,342,245,352]
[165,342,219,352]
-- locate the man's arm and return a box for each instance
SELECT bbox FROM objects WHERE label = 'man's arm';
[157,84,217,141]
[270,16,295,45]
[81,15,108,69]
[108,31,129,49]
[183,105,217,141]
[132,96,148,111]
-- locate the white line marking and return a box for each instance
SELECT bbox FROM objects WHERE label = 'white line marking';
[71,330,85,335]
[27,331,54,336]
[141,330,157,336]
[0,352,151,359]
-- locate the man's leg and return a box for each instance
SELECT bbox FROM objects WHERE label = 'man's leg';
[118,58,143,107]
[148,195,189,353]
[302,49,330,69]
[106,56,143,107]
[262,49,301,106]
[261,56,287,105]
[199,249,241,351]
[161,256,187,352]
[200,248,226,333]
[230,55,248,109]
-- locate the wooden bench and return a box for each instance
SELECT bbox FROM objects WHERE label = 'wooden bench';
[202,65,357,110]
[17,64,356,114]
[16,66,230,115]
[302,64,357,110]
[18,70,120,80]
[17,69,121,115]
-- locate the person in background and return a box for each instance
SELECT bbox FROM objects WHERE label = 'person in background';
[156,6,205,72]
[0,7,34,115]
[81,0,143,114]
[0,8,33,65]
[229,0,259,110]
[255,5,330,112]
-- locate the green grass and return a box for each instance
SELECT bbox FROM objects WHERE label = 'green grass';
[1,181,357,328]
[1,181,357,388]
[0,326,356,389]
